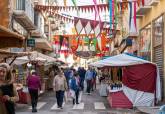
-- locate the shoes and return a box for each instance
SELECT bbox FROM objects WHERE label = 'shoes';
[57,106,63,109]
[32,108,37,113]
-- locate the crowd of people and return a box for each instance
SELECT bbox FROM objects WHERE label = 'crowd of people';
[52,66,97,109]
[0,62,98,113]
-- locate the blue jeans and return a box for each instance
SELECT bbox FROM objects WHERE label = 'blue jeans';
[56,90,64,107]
[86,80,92,93]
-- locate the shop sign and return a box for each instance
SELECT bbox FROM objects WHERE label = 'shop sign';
[27,38,35,47]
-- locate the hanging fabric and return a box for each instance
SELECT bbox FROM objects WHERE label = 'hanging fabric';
[109,0,112,29]
[114,0,118,28]
[134,1,137,31]
[129,2,132,30]
[112,0,114,29]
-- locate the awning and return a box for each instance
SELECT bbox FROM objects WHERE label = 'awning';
[35,38,53,51]
[0,25,25,48]
[10,51,56,65]
[0,49,29,63]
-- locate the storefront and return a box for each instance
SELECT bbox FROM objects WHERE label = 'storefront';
[137,0,165,99]
[153,16,164,98]
[139,24,151,61]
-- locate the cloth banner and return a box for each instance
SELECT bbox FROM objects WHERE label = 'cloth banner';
[123,85,154,106]
[122,63,157,93]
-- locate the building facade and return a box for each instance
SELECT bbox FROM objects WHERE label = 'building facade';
[137,0,165,100]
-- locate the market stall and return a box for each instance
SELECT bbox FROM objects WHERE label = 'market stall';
[8,51,57,94]
[0,49,31,104]
[90,53,161,108]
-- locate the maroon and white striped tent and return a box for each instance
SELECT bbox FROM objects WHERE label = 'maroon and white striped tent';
[90,53,161,108]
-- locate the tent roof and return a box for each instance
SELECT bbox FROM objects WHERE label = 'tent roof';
[9,51,56,65]
[90,53,154,67]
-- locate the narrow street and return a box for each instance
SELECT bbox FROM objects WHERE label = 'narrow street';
[16,85,142,114]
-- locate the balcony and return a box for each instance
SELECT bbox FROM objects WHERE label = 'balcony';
[148,0,159,6]
[136,0,156,16]
[13,0,35,31]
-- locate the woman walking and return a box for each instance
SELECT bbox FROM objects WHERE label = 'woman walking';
[0,63,19,114]
[27,70,41,113]
[53,69,68,109]
[70,71,80,105]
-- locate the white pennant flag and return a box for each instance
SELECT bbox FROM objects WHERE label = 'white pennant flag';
[85,21,92,35]
[76,20,83,34]
[94,23,101,38]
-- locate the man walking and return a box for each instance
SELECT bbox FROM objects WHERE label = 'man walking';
[85,67,93,94]
[53,69,68,109]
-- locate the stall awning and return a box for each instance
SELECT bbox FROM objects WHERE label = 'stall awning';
[0,49,29,63]
[10,51,57,65]
[0,25,25,48]
[35,38,53,51]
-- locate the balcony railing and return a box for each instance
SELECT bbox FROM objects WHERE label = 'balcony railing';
[16,0,34,23]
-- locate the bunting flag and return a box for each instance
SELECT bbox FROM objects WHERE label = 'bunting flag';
[85,21,92,35]
[75,19,83,34]
[35,4,108,14]
[94,23,101,38]
[74,17,107,36]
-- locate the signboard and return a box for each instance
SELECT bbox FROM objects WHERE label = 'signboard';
[27,38,35,47]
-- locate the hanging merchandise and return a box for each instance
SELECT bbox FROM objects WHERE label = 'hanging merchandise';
[64,0,67,6]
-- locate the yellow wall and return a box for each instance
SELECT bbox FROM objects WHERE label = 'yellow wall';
[0,0,9,27]
[139,0,165,28]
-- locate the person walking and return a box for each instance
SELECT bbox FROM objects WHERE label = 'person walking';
[27,70,41,113]
[85,67,93,94]
[70,71,80,105]
[78,67,86,91]
[0,63,19,114]
[53,69,68,109]
[91,68,97,91]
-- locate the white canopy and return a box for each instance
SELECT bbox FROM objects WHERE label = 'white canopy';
[90,53,152,67]
[8,51,56,65]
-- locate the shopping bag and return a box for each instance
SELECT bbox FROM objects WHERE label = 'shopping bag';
[69,89,75,99]
[22,86,29,93]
